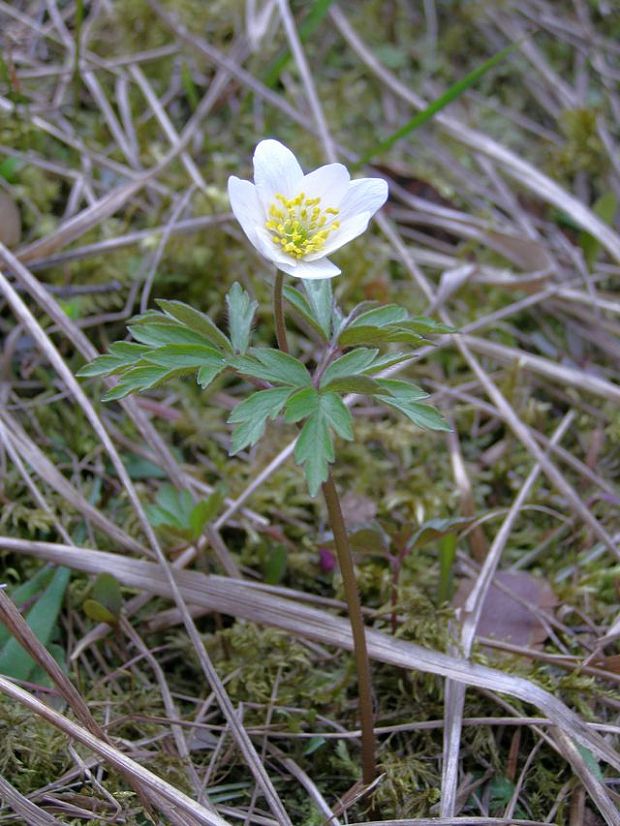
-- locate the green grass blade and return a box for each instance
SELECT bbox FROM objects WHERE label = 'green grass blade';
[262,0,337,87]
[0,567,70,682]
[357,41,519,167]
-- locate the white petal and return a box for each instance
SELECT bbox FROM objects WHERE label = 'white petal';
[252,226,293,266]
[279,257,341,279]
[228,176,265,242]
[253,139,304,206]
[305,212,371,259]
[301,163,350,207]
[336,178,389,223]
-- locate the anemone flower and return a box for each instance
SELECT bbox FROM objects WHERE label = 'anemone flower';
[228,139,388,279]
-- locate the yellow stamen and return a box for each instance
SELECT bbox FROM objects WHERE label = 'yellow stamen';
[265,192,340,259]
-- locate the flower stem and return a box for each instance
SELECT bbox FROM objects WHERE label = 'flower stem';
[273,271,289,353]
[271,275,376,785]
[321,472,377,786]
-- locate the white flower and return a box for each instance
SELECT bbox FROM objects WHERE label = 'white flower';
[228,139,388,279]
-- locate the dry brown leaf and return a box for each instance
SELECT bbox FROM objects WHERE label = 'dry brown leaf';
[454,571,557,648]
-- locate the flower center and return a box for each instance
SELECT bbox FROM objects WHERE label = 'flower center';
[265,192,340,259]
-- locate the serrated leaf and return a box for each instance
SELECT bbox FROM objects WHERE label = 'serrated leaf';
[77,343,152,378]
[295,410,334,497]
[374,378,429,401]
[361,351,412,374]
[338,323,426,347]
[128,323,210,348]
[320,375,384,394]
[129,309,173,325]
[284,386,319,422]
[156,299,232,352]
[226,282,258,354]
[0,567,70,682]
[321,392,354,440]
[283,285,328,339]
[338,324,393,346]
[291,393,353,496]
[143,343,225,370]
[320,348,379,387]
[403,316,455,334]
[228,386,293,453]
[304,278,333,338]
[109,341,152,357]
[77,354,126,378]
[232,348,312,387]
[101,365,184,401]
[349,304,409,328]
[379,397,451,431]
[197,363,226,389]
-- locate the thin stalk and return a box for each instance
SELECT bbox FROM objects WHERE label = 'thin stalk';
[272,272,377,785]
[322,472,377,785]
[273,271,289,353]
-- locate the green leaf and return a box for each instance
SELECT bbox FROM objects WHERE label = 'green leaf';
[0,567,70,682]
[83,573,123,624]
[146,484,195,531]
[295,409,334,497]
[128,322,210,348]
[197,363,226,389]
[0,568,55,649]
[146,484,218,539]
[357,40,518,166]
[304,278,333,338]
[320,348,379,387]
[226,282,258,354]
[400,316,455,334]
[283,285,329,340]
[284,386,319,423]
[338,325,393,347]
[232,348,312,387]
[338,324,427,347]
[292,393,353,496]
[575,744,604,782]
[263,545,287,585]
[155,299,232,352]
[374,378,429,401]
[76,343,151,378]
[320,375,384,394]
[438,533,457,604]
[321,392,354,440]
[122,453,168,480]
[361,351,412,374]
[303,736,327,756]
[379,397,451,431]
[189,490,224,539]
[101,365,184,401]
[83,600,119,625]
[349,304,409,328]
[143,344,226,370]
[228,386,293,453]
